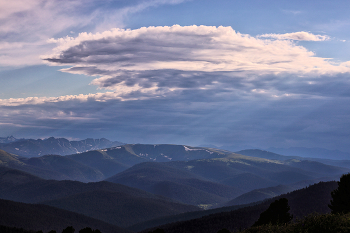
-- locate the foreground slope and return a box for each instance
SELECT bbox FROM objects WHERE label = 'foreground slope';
[0,198,130,233]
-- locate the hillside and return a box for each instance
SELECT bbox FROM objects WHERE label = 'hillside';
[241,212,350,233]
[141,181,338,233]
[0,167,200,227]
[66,146,148,178]
[107,151,347,207]
[221,175,338,207]
[0,198,130,233]
[0,149,104,182]
[224,184,296,206]
[0,166,43,189]
[42,189,199,228]
[238,149,350,169]
[23,154,104,182]
[65,144,229,179]
[106,162,244,206]
[236,149,300,161]
[0,149,69,180]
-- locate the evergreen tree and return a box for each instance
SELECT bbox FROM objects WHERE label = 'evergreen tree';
[79,228,93,233]
[62,226,75,233]
[148,228,165,233]
[217,228,230,233]
[329,173,350,214]
[253,198,293,226]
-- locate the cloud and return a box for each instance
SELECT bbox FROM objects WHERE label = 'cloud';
[44,26,338,73]
[2,88,350,151]
[2,24,350,150]
[258,31,330,41]
[0,0,187,66]
[40,25,350,100]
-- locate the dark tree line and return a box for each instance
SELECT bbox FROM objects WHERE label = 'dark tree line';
[0,226,101,233]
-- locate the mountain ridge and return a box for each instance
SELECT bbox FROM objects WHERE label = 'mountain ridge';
[0,137,124,157]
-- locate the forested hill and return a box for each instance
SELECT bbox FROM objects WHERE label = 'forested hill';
[140,181,338,233]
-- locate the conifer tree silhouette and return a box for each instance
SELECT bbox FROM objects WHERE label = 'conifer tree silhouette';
[253,198,293,226]
[62,226,75,233]
[329,173,350,214]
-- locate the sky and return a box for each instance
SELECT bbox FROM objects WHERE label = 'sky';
[1,0,350,152]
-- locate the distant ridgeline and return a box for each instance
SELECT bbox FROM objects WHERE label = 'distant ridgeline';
[0,137,124,157]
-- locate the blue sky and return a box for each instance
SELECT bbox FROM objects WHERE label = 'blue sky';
[1,0,350,152]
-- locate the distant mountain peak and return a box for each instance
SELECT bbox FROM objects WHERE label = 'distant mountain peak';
[0,136,22,144]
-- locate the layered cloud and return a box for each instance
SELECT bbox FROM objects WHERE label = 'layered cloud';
[44,26,338,72]
[39,25,350,101]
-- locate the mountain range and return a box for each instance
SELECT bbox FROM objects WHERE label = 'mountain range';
[0,139,349,233]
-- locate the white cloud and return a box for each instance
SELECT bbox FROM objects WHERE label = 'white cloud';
[1,25,349,106]
[44,26,344,73]
[40,25,350,100]
[258,31,330,41]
